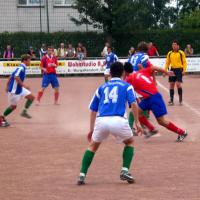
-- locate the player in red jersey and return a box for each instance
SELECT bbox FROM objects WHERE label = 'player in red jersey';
[36,47,60,105]
[124,62,188,142]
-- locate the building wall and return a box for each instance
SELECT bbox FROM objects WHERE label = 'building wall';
[0,0,93,32]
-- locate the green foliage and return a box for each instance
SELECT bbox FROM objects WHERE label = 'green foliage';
[71,0,175,35]
[178,10,200,29]
[0,32,106,58]
[0,30,199,58]
[178,0,200,15]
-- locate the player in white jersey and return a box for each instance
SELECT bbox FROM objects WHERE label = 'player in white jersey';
[77,62,143,185]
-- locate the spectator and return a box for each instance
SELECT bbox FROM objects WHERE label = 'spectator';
[39,44,47,59]
[77,43,87,58]
[184,44,193,56]
[147,42,159,56]
[27,46,36,60]
[128,46,135,57]
[66,43,76,58]
[57,43,66,58]
[76,47,85,60]
[53,46,58,57]
[101,42,110,57]
[3,45,14,60]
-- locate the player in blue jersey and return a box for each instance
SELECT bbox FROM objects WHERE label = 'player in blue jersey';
[77,62,143,185]
[0,55,35,127]
[102,46,118,82]
[127,42,153,133]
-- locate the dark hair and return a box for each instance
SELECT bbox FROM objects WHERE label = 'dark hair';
[47,46,53,49]
[110,62,124,78]
[124,62,133,73]
[172,40,179,45]
[21,54,31,62]
[107,46,112,50]
[137,41,148,53]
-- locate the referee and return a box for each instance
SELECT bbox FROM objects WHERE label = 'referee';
[165,40,187,105]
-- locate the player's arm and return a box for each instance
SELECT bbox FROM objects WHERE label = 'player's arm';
[151,65,174,77]
[164,52,171,71]
[114,54,119,61]
[40,57,47,72]
[182,52,187,75]
[87,89,100,141]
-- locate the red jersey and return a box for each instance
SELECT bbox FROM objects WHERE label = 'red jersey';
[41,55,58,74]
[126,67,158,99]
[147,46,158,56]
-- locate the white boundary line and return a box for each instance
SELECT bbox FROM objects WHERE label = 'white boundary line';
[157,81,200,117]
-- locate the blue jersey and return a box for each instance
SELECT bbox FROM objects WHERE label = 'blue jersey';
[8,63,26,94]
[128,52,149,72]
[105,52,118,69]
[89,78,136,117]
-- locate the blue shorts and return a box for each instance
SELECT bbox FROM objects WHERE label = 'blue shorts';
[139,93,167,118]
[42,74,59,88]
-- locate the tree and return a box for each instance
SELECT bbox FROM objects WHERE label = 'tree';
[177,10,200,29]
[70,0,176,36]
[178,0,200,15]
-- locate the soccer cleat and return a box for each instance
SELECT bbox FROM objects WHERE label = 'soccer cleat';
[168,101,174,106]
[77,173,86,185]
[145,129,159,139]
[120,170,135,184]
[176,131,188,142]
[0,116,10,127]
[21,110,32,119]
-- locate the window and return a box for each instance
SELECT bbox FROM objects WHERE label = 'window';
[54,0,74,6]
[18,0,44,6]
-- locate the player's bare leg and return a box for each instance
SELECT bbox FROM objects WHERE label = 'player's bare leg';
[21,94,35,119]
[169,82,175,105]
[54,87,59,105]
[77,141,101,185]
[176,81,183,105]
[36,88,45,105]
[156,116,188,142]
[138,108,158,137]
[120,137,135,184]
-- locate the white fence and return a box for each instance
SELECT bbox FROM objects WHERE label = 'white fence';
[0,57,200,75]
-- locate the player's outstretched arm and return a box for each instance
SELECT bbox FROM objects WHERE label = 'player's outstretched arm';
[130,102,143,135]
[87,111,97,142]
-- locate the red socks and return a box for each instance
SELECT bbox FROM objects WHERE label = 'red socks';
[167,122,185,135]
[37,91,43,102]
[139,116,155,131]
[54,92,59,103]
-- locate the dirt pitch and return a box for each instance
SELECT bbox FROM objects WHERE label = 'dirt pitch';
[0,75,200,200]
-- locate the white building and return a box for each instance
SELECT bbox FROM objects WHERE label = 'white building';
[0,0,92,32]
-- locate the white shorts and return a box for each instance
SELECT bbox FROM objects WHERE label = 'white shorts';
[104,68,110,76]
[92,116,133,143]
[8,88,31,106]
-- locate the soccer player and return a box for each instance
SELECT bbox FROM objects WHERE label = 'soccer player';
[77,62,143,185]
[127,42,152,131]
[36,47,60,105]
[0,55,35,127]
[165,40,187,105]
[128,41,150,72]
[124,62,188,142]
[102,46,118,82]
